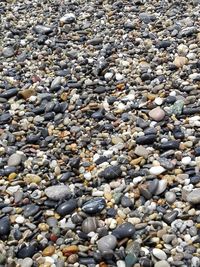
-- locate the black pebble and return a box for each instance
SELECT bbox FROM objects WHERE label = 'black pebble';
[160,141,180,150]
[136,134,156,145]
[99,165,122,180]
[0,216,11,237]
[56,199,77,216]
[82,198,106,214]
[17,244,38,259]
[112,222,135,239]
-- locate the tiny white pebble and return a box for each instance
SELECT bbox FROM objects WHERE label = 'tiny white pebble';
[149,166,165,175]
[181,156,191,165]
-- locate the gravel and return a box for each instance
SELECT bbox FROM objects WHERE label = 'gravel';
[0,0,200,266]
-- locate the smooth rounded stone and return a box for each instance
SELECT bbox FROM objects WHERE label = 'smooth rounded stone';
[0,113,11,123]
[45,185,71,200]
[155,260,170,267]
[97,234,117,252]
[136,134,156,145]
[160,141,180,150]
[56,199,77,216]
[134,145,149,158]
[121,196,134,208]
[165,192,176,204]
[0,88,18,99]
[177,44,189,56]
[191,257,200,267]
[51,77,62,90]
[173,56,188,68]
[33,25,53,34]
[187,189,200,204]
[2,47,14,58]
[60,13,76,24]
[162,234,176,244]
[153,248,167,260]
[19,258,33,267]
[7,153,22,167]
[17,245,38,259]
[194,147,200,156]
[82,198,106,214]
[117,260,126,267]
[158,158,175,170]
[140,257,153,267]
[181,156,191,165]
[149,107,165,121]
[99,165,122,180]
[112,222,135,239]
[148,179,159,194]
[23,204,40,218]
[149,166,165,175]
[155,180,167,195]
[81,217,98,233]
[163,210,178,225]
[0,216,10,237]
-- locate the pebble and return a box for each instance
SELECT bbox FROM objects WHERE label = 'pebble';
[152,248,167,260]
[99,166,122,180]
[163,210,179,224]
[112,222,135,239]
[82,217,98,233]
[56,199,77,216]
[173,56,188,68]
[17,245,38,259]
[7,153,22,167]
[0,216,10,237]
[149,107,165,121]
[187,189,200,204]
[149,166,165,175]
[155,260,170,267]
[82,198,106,214]
[45,185,71,200]
[97,235,117,252]
[23,204,40,218]
[19,258,33,267]
[165,192,176,204]
[2,47,14,58]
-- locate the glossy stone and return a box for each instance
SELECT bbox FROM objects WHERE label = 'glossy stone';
[112,222,135,239]
[82,198,106,214]
[56,199,77,216]
[81,217,98,233]
[97,234,117,252]
[0,216,10,237]
[99,165,122,180]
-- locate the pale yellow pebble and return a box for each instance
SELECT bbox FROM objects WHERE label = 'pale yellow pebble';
[8,172,17,181]
[38,223,49,232]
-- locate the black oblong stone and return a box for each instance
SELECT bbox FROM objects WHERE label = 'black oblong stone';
[194,147,200,156]
[56,199,77,216]
[99,165,122,180]
[82,198,106,214]
[112,222,135,239]
[0,113,11,123]
[136,134,156,145]
[17,244,38,259]
[0,88,18,99]
[160,141,180,150]
[0,216,11,237]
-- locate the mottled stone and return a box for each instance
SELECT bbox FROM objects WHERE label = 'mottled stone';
[82,198,106,214]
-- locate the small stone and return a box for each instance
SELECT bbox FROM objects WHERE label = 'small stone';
[24,174,41,184]
[51,77,62,90]
[82,217,98,233]
[19,258,33,267]
[56,199,77,216]
[62,245,78,256]
[149,166,165,175]
[2,47,15,58]
[134,145,149,158]
[82,198,106,214]
[19,88,36,100]
[125,254,138,267]
[163,210,178,224]
[112,222,135,239]
[45,185,71,200]
[7,153,22,167]
[155,180,167,195]
[149,107,165,121]
[152,248,167,260]
[60,13,76,24]
[33,25,53,34]
[181,156,191,165]
[0,216,10,237]
[177,44,189,56]
[97,235,117,252]
[155,260,170,267]
[165,192,176,204]
[99,165,122,180]
[187,189,200,204]
[23,204,40,217]
[136,135,156,145]
[42,246,55,256]
[160,141,180,150]
[173,56,188,68]
[17,245,38,259]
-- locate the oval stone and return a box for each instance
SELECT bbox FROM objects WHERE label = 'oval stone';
[45,185,71,201]
[23,204,40,218]
[82,217,98,234]
[82,198,106,214]
[99,165,122,180]
[112,222,135,239]
[97,234,117,252]
[17,245,38,259]
[0,216,11,237]
[56,199,77,216]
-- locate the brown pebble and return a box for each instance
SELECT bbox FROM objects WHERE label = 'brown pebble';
[173,56,188,68]
[62,245,79,256]
[67,254,79,264]
[19,87,36,99]
[42,245,55,256]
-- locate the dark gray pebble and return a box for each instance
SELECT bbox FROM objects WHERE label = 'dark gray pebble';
[163,210,178,224]
[136,135,156,145]
[99,165,122,180]
[17,244,38,259]
[23,204,40,218]
[82,198,106,214]
[160,141,180,150]
[0,216,10,237]
[112,222,135,239]
[56,199,77,216]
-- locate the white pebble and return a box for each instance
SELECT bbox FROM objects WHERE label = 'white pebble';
[115,73,124,81]
[181,156,191,165]
[154,97,163,105]
[15,215,25,224]
[149,166,165,175]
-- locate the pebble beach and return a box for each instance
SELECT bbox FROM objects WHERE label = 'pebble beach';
[0,0,200,266]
